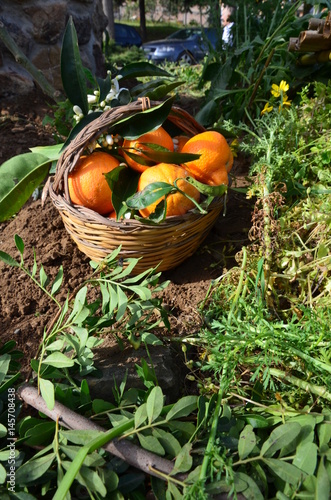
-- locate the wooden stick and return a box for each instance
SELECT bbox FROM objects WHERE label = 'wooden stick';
[298,30,331,51]
[308,17,325,33]
[18,383,187,482]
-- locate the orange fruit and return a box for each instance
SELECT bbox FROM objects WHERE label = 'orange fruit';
[181,131,233,185]
[173,135,190,152]
[137,163,200,218]
[122,126,174,173]
[68,151,120,215]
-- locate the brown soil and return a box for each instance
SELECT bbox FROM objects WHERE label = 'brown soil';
[0,86,252,380]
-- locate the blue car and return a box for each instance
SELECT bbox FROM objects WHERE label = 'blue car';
[142,28,218,65]
[114,23,142,47]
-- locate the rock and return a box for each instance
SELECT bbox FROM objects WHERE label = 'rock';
[87,338,187,403]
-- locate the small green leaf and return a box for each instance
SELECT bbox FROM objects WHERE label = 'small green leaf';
[317,244,328,259]
[141,332,163,345]
[240,414,270,428]
[0,153,50,222]
[39,264,49,288]
[238,425,257,460]
[138,434,165,456]
[0,463,7,484]
[14,234,25,255]
[134,403,148,429]
[77,465,107,497]
[260,422,301,457]
[152,428,181,458]
[293,442,318,475]
[51,266,64,295]
[0,251,19,268]
[316,457,330,500]
[0,423,7,438]
[263,458,307,485]
[234,472,264,500]
[318,422,331,448]
[39,378,55,410]
[61,17,88,114]
[60,429,102,445]
[166,396,198,421]
[42,352,74,369]
[167,482,183,499]
[116,284,128,322]
[170,443,193,475]
[24,422,56,446]
[0,354,10,384]
[145,81,184,100]
[15,453,56,484]
[146,386,164,424]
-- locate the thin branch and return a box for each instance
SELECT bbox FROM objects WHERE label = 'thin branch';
[18,384,188,482]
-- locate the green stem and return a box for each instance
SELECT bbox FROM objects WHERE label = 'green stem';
[270,367,331,402]
[228,247,247,323]
[199,364,229,482]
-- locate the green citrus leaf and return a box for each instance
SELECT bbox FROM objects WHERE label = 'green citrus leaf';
[0,153,51,222]
[105,164,140,218]
[113,97,175,140]
[126,182,174,210]
[119,61,170,80]
[61,17,88,114]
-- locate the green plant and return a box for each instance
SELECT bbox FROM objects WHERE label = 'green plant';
[196,1,330,126]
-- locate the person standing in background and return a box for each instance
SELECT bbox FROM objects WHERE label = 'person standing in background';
[221,4,235,47]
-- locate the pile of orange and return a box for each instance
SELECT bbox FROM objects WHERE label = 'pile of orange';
[68,126,233,219]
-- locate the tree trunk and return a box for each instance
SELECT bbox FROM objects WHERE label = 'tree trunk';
[103,0,115,40]
[139,0,146,42]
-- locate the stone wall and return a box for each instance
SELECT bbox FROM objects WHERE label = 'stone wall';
[0,0,107,99]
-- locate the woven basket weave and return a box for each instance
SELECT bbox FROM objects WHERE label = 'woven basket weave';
[48,100,224,274]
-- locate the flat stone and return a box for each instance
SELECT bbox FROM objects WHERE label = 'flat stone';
[87,337,187,403]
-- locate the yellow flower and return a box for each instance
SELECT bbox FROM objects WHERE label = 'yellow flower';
[261,102,273,115]
[279,94,292,112]
[282,95,291,107]
[230,138,239,157]
[271,80,289,98]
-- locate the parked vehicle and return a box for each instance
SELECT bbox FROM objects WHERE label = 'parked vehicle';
[114,23,142,47]
[142,28,218,64]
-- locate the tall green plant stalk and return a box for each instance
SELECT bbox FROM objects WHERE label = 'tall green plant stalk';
[198,363,230,486]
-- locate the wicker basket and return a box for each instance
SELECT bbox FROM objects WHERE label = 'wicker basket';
[48,100,225,274]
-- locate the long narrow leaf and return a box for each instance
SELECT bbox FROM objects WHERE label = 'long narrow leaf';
[0,153,51,222]
[61,17,88,114]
